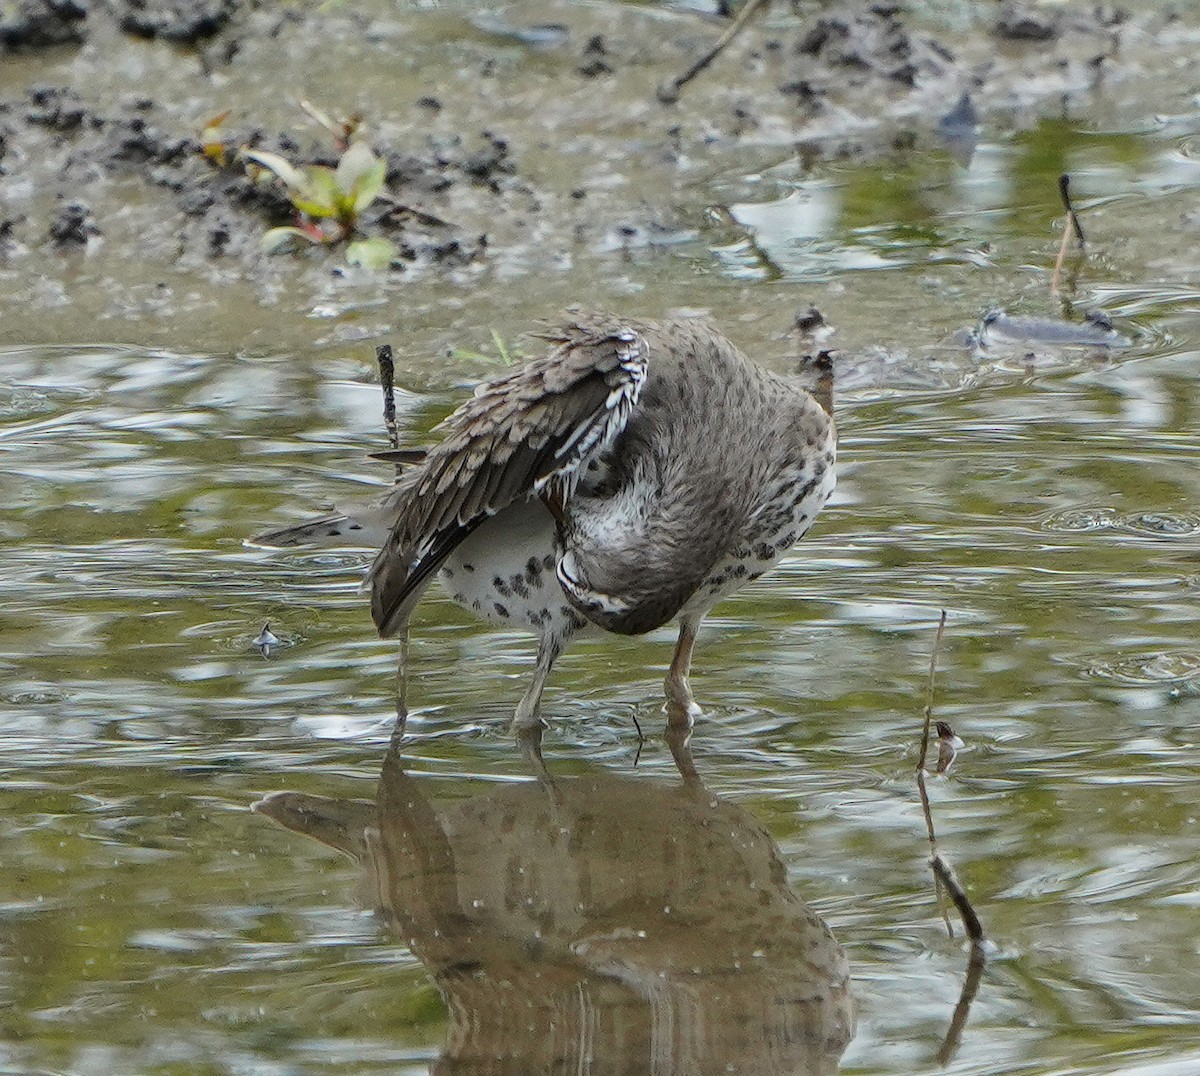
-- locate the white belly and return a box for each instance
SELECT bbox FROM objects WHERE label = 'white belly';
[439,501,586,634]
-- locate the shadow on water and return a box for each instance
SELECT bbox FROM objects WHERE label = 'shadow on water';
[254,727,856,1075]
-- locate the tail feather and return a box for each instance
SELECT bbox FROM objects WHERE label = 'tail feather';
[250,513,384,548]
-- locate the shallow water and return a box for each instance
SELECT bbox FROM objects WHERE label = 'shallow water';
[4,4,1200,1075]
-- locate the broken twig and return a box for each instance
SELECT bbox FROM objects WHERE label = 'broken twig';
[1051,173,1086,296]
[916,610,948,773]
[913,611,988,1065]
[657,0,770,104]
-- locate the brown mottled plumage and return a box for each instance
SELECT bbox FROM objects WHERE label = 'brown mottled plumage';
[256,311,836,732]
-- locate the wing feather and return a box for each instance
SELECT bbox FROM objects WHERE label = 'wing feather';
[369,313,649,637]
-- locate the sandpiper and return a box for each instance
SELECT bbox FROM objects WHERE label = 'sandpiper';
[256,311,836,732]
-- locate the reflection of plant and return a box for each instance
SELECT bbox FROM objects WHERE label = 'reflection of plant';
[244,142,394,268]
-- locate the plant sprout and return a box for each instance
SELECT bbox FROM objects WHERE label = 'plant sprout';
[245,140,395,268]
[450,330,522,366]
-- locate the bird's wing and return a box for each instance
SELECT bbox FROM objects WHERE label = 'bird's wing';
[369,313,650,637]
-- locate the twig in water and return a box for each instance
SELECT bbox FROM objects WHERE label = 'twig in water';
[916,610,948,773]
[1060,173,1086,245]
[376,344,399,450]
[657,0,771,104]
[1051,173,1086,297]
[933,853,987,1065]
[913,611,988,1066]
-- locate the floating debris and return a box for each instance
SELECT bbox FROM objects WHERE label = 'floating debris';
[470,15,569,50]
[934,720,965,774]
[969,308,1131,350]
[254,622,279,658]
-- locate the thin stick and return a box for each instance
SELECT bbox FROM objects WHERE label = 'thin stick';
[935,928,987,1066]
[931,854,987,1065]
[931,854,984,943]
[919,767,955,939]
[1050,174,1085,297]
[1060,173,1085,245]
[657,0,771,104]
[917,610,948,773]
[911,612,987,1064]
[916,609,951,938]
[376,344,399,451]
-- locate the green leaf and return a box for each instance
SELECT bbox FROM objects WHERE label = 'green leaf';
[490,329,513,365]
[261,226,320,253]
[345,237,397,270]
[290,166,342,218]
[336,141,387,213]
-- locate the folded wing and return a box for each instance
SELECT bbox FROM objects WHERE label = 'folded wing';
[369,314,649,638]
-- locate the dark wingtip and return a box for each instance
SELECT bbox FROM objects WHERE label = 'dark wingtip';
[368,447,429,466]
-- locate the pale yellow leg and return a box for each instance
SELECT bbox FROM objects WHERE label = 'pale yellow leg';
[664,616,704,730]
[512,635,564,733]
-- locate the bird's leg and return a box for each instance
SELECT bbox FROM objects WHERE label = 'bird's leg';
[511,633,566,733]
[664,615,704,729]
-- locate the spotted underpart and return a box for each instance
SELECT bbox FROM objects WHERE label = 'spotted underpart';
[440,500,589,638]
[685,439,836,616]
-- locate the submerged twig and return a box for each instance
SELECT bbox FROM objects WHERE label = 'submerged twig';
[1051,173,1086,297]
[657,0,770,104]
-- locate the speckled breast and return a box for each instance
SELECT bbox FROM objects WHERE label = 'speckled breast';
[683,433,837,617]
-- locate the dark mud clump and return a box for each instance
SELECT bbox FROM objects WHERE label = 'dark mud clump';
[0,0,88,49]
[1,0,242,51]
[0,83,509,269]
[994,1,1061,42]
[118,0,236,44]
[47,200,99,246]
[793,4,955,90]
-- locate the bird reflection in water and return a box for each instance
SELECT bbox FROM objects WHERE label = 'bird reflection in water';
[254,727,856,1075]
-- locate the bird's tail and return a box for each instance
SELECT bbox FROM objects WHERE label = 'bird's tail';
[249,511,388,548]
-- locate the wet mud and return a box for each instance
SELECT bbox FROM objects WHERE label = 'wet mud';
[0,0,1191,333]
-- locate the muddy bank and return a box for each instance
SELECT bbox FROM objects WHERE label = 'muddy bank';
[0,0,1196,355]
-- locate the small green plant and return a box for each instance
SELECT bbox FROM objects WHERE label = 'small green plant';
[244,141,395,268]
[450,330,522,366]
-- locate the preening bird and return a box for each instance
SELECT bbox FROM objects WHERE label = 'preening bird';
[255,311,836,732]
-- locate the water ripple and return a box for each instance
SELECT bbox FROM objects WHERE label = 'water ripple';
[1083,652,1200,686]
